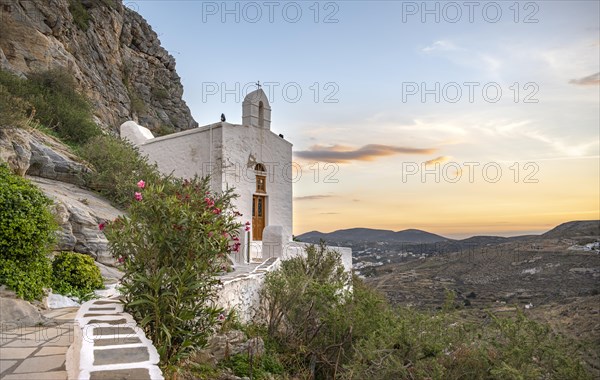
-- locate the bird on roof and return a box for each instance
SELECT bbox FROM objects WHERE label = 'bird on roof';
[221,113,226,122]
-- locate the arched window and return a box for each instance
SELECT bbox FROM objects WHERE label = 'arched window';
[258,101,264,128]
[255,163,266,193]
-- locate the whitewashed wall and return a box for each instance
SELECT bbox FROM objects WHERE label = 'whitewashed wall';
[220,124,293,244]
[137,123,223,191]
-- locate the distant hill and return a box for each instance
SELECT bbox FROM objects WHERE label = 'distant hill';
[298,220,600,246]
[297,228,449,244]
[542,220,600,239]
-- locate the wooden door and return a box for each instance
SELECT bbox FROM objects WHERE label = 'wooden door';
[252,195,266,241]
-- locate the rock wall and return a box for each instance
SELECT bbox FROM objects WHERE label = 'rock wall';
[0,0,197,133]
[0,127,123,265]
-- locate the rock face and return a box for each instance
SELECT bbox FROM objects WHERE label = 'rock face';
[0,127,123,266]
[0,0,197,133]
[31,176,124,266]
[0,127,90,184]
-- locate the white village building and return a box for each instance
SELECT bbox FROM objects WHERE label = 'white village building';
[120,87,351,321]
[121,88,292,263]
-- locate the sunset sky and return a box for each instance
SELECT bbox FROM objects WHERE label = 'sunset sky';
[135,1,600,238]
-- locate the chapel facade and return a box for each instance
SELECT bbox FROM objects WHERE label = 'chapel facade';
[120,89,293,262]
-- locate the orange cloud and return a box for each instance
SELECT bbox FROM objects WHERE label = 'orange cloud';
[294,195,333,201]
[569,72,600,86]
[294,144,436,163]
[424,155,452,167]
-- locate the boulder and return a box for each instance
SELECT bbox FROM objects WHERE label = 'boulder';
[31,177,124,266]
[0,127,90,184]
[0,297,46,327]
[0,127,33,176]
[44,293,80,309]
[194,330,265,365]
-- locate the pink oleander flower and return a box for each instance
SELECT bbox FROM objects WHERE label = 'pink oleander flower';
[118,256,125,264]
[218,313,226,321]
[245,226,251,232]
[233,236,240,242]
[137,180,145,189]
[98,221,106,231]
[213,207,221,214]
[222,232,228,238]
[245,221,251,225]
[208,231,214,238]
[134,192,143,201]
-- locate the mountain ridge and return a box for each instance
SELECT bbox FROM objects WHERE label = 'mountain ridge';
[297,220,600,244]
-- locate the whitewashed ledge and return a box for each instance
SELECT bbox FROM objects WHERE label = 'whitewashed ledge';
[216,257,280,324]
[67,298,164,380]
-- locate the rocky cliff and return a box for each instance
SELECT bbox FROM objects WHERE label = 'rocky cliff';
[0,0,197,133]
[0,127,122,266]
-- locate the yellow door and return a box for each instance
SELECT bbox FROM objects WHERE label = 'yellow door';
[252,195,266,241]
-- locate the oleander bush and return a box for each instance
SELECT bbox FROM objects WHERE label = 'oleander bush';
[0,164,56,300]
[52,251,103,301]
[104,176,243,370]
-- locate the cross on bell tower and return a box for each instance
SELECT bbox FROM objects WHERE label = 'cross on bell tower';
[256,80,261,89]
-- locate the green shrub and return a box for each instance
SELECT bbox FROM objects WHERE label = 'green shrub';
[261,242,352,377]
[104,176,243,369]
[258,246,591,379]
[151,87,170,100]
[79,135,163,207]
[27,69,101,144]
[52,251,103,300]
[343,307,591,380]
[0,84,32,128]
[220,352,285,380]
[154,124,175,137]
[0,165,55,300]
[0,68,101,145]
[128,88,146,115]
[68,0,91,31]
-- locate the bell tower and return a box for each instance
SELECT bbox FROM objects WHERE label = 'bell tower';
[242,86,271,130]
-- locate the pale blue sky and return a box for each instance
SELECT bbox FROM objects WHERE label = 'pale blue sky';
[133,1,600,237]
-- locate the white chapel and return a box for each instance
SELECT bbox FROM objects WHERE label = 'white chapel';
[120,88,293,263]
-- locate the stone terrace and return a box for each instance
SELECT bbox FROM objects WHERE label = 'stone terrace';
[1,307,78,380]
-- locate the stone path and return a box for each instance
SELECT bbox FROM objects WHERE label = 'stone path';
[73,299,163,380]
[1,307,78,380]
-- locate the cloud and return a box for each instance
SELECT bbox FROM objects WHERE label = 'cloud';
[422,40,459,53]
[569,72,600,86]
[424,156,452,167]
[294,195,333,201]
[294,144,436,163]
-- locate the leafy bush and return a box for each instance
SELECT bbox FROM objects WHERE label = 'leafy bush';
[79,135,162,207]
[220,352,285,380]
[104,176,243,369]
[68,0,91,31]
[27,69,101,144]
[0,68,101,145]
[258,244,591,379]
[261,242,352,378]
[0,84,32,128]
[52,251,103,300]
[0,165,55,300]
